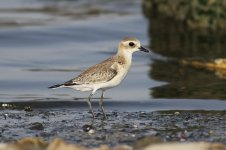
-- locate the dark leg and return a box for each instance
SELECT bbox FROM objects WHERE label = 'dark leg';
[99,90,107,119]
[87,93,95,118]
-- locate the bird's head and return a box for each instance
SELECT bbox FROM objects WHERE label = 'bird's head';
[118,37,149,55]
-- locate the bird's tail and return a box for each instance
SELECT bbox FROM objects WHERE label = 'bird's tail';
[48,84,64,89]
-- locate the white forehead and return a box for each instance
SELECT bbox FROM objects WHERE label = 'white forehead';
[121,37,140,43]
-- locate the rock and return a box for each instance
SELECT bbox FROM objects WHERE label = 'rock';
[82,124,95,134]
[46,139,86,150]
[3,113,8,119]
[0,138,226,150]
[143,0,226,30]
[0,138,87,150]
[29,122,44,130]
[1,103,17,109]
[180,58,226,79]
[174,112,180,115]
[16,137,48,150]
[143,142,226,150]
[112,145,132,150]
[24,106,33,112]
[180,58,226,70]
[133,136,162,150]
[98,145,109,150]
[0,143,10,150]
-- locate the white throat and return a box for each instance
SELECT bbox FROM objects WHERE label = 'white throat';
[117,49,133,63]
[124,50,133,60]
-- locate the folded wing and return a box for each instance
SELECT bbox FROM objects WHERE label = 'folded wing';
[63,57,118,86]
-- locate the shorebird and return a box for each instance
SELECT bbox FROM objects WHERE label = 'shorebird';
[49,37,150,119]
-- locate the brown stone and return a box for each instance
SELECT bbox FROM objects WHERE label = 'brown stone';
[46,139,86,150]
[143,142,226,150]
[99,145,110,150]
[133,136,162,150]
[16,137,47,150]
[112,145,132,150]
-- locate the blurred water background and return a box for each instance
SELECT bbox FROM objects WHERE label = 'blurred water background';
[1,0,226,111]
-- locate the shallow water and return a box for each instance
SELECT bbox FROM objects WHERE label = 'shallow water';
[0,0,154,102]
[1,0,226,145]
[1,0,226,110]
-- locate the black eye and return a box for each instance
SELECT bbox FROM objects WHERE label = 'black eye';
[129,42,135,47]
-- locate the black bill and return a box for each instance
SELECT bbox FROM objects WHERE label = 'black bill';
[139,46,149,53]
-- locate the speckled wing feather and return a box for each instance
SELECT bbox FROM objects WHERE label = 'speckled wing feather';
[63,57,118,86]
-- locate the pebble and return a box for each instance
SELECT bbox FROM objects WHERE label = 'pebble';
[2,104,8,107]
[3,113,8,119]
[131,134,136,137]
[209,130,214,134]
[133,136,162,150]
[174,112,180,115]
[29,122,44,130]
[82,124,95,134]
[24,106,33,112]
[133,124,138,128]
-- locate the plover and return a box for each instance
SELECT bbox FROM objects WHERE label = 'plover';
[49,37,149,119]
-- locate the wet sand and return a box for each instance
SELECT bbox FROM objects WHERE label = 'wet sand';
[1,101,226,146]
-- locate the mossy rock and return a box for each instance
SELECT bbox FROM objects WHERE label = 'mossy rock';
[143,0,226,30]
